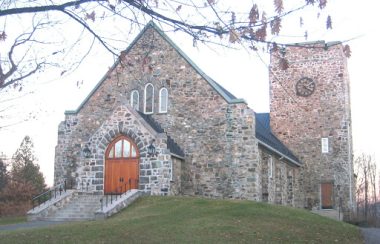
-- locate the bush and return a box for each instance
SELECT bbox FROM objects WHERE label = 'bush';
[0,180,37,217]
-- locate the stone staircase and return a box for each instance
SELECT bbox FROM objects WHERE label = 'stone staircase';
[42,193,102,221]
[28,190,142,221]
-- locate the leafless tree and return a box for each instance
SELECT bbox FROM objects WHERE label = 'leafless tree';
[0,19,52,90]
[355,154,379,226]
[0,0,338,91]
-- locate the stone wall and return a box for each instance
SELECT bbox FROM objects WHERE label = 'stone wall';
[135,28,261,200]
[259,147,300,207]
[55,105,174,195]
[269,42,355,216]
[170,157,182,195]
[55,25,262,200]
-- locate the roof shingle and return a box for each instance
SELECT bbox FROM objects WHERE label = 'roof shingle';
[255,113,301,166]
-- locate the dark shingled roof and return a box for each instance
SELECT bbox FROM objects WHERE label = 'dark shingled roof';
[167,136,185,158]
[137,111,184,158]
[255,113,301,166]
[137,111,164,133]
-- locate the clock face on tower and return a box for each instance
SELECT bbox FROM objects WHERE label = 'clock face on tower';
[295,77,315,97]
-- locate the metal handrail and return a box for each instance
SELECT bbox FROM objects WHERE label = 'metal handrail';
[31,180,70,209]
[100,178,139,211]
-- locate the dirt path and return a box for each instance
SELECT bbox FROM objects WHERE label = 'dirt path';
[361,228,380,244]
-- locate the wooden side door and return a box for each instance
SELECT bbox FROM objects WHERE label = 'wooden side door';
[105,136,139,194]
[321,182,333,209]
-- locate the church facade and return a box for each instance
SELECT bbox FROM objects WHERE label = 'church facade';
[54,22,354,218]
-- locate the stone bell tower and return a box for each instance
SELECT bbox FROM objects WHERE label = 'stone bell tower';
[269,41,355,219]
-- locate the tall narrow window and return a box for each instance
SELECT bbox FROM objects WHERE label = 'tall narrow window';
[268,156,273,178]
[130,90,139,111]
[321,138,329,153]
[144,83,154,114]
[159,88,168,113]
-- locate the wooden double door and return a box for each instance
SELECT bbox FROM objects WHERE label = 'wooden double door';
[104,136,139,194]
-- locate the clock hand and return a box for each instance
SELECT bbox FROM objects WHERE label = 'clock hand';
[304,83,314,91]
[304,86,313,91]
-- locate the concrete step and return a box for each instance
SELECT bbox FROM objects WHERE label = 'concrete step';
[58,204,100,209]
[41,216,95,221]
[53,209,95,213]
[54,207,98,212]
[312,209,343,221]
[44,194,103,221]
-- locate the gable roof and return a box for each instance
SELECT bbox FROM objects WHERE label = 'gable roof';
[63,22,298,165]
[65,21,245,115]
[255,113,301,166]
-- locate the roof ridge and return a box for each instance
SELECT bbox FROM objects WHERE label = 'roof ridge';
[65,21,245,115]
[147,21,245,104]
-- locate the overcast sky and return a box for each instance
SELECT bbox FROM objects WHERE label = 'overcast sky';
[0,0,379,186]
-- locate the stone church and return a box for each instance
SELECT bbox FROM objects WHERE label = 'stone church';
[54,21,355,218]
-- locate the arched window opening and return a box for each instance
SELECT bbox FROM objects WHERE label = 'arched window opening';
[130,90,139,111]
[106,136,139,159]
[144,83,154,114]
[159,88,168,113]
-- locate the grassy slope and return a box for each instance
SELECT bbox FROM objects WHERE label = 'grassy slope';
[0,196,363,243]
[0,216,26,226]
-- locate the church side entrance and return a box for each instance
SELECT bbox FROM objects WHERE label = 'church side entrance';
[321,182,334,209]
[104,135,139,194]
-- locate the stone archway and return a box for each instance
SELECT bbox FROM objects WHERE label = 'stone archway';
[104,135,140,194]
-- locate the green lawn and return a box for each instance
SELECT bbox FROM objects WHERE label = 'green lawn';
[0,216,26,226]
[0,196,363,243]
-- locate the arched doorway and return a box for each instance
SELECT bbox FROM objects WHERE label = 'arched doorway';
[104,135,139,194]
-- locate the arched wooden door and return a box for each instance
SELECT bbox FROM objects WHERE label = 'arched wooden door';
[105,135,139,194]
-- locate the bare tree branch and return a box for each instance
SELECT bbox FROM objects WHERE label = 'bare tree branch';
[60,9,118,56]
[0,0,100,17]
[0,21,47,89]
[0,0,335,91]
